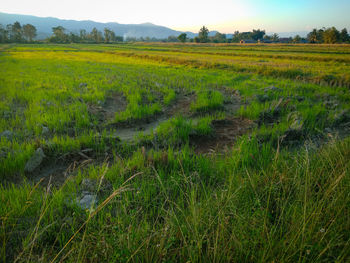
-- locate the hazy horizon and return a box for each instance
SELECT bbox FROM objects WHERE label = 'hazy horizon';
[1,0,350,34]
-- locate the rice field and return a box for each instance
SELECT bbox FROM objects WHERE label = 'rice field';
[1,43,349,262]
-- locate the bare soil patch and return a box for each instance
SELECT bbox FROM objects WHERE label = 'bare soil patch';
[166,87,242,117]
[25,151,95,187]
[165,92,196,117]
[191,117,254,154]
[28,161,72,187]
[109,116,168,141]
[105,88,245,144]
[221,87,243,113]
[89,92,127,123]
[107,92,197,138]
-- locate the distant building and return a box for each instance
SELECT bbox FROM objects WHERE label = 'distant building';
[279,38,292,43]
[240,39,257,44]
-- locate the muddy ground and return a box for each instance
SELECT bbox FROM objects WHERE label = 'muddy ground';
[191,117,254,154]
[87,87,248,147]
[88,91,128,122]
[17,88,251,187]
[12,86,350,187]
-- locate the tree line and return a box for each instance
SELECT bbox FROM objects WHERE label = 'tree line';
[0,22,37,43]
[175,27,298,43]
[1,21,349,44]
[0,21,124,43]
[49,26,123,43]
[307,27,350,44]
[174,26,350,44]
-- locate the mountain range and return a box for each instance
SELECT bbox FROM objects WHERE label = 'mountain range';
[0,12,307,39]
[0,12,199,39]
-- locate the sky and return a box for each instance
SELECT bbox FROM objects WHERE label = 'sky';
[1,0,350,33]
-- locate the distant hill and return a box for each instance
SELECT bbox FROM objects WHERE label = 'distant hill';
[0,12,197,39]
[274,31,308,38]
[0,12,304,40]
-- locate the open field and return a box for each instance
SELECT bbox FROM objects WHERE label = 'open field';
[1,43,350,262]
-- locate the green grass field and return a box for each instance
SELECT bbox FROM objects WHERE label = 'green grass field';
[1,43,349,262]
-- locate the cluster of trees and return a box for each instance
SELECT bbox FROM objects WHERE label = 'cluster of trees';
[126,36,168,42]
[307,27,349,44]
[263,34,308,44]
[168,27,211,43]
[174,27,227,43]
[175,27,298,44]
[231,29,266,42]
[49,26,123,43]
[175,28,272,43]
[0,22,37,43]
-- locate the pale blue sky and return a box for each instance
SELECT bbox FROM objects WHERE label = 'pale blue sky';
[1,0,349,33]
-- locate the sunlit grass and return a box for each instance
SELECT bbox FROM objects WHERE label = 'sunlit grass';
[0,43,349,262]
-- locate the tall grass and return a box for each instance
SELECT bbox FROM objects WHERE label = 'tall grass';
[1,138,348,262]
